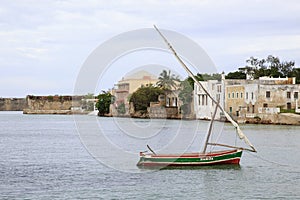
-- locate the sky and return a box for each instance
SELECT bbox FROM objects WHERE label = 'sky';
[1,0,300,97]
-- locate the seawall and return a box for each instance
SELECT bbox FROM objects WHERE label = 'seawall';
[0,98,26,111]
[23,95,89,115]
[240,113,300,125]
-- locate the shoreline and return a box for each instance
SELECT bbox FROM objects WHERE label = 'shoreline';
[2,110,300,126]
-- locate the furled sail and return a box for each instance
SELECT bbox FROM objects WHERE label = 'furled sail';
[154,25,256,152]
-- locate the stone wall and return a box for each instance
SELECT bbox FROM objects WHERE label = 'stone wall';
[0,98,26,111]
[23,95,85,114]
[148,103,180,119]
[242,113,300,125]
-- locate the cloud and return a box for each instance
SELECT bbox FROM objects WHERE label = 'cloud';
[0,0,300,96]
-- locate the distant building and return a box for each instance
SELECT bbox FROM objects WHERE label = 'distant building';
[224,76,300,118]
[111,70,159,115]
[194,74,224,120]
[193,75,300,120]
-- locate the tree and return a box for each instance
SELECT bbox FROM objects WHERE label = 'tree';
[185,73,221,89]
[82,93,95,111]
[241,55,295,78]
[178,79,193,115]
[129,86,163,112]
[157,70,180,91]
[117,103,126,114]
[225,71,246,79]
[95,91,115,116]
[289,68,300,84]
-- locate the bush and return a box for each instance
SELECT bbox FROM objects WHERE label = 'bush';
[130,86,163,112]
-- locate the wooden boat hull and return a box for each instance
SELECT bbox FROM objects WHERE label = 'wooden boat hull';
[137,149,242,168]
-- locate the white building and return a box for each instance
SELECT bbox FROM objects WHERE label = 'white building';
[194,79,224,120]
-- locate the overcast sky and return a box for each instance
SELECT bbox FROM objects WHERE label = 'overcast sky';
[1,0,300,97]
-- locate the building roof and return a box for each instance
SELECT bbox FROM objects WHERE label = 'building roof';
[123,70,157,80]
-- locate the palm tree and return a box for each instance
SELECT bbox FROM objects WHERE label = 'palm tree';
[157,70,180,91]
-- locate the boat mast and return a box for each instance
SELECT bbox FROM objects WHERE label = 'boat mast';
[202,99,219,153]
[154,25,256,152]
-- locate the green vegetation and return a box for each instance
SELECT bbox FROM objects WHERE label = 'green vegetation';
[253,116,261,120]
[227,55,299,82]
[157,70,180,91]
[129,86,163,112]
[178,79,193,115]
[82,93,95,111]
[47,95,54,101]
[225,71,246,79]
[186,73,221,89]
[117,103,126,114]
[95,91,115,116]
[280,109,296,114]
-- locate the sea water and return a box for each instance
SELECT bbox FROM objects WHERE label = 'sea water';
[0,112,299,199]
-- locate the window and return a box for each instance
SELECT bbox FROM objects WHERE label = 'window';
[198,95,201,105]
[229,107,232,113]
[166,98,170,107]
[251,92,254,100]
[217,85,222,93]
[202,95,205,106]
[266,91,270,98]
[232,93,234,98]
[236,93,239,98]
[263,103,268,108]
[241,93,243,98]
[295,92,298,99]
[216,94,220,101]
[246,92,248,99]
[228,93,230,98]
[287,92,291,99]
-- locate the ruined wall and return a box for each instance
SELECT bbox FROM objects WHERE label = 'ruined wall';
[243,113,300,125]
[148,103,180,119]
[23,95,84,114]
[257,84,300,110]
[0,98,26,111]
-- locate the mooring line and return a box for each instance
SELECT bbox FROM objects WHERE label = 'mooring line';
[245,151,291,167]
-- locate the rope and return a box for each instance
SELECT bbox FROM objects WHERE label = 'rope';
[245,151,290,167]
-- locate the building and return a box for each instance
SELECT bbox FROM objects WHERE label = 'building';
[224,77,300,120]
[256,77,298,113]
[194,75,300,122]
[194,77,224,120]
[111,70,159,115]
[225,79,259,117]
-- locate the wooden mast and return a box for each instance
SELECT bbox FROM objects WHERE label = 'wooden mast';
[202,99,219,153]
[153,25,256,152]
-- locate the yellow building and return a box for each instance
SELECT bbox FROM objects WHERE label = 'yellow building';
[112,70,158,114]
[225,85,245,117]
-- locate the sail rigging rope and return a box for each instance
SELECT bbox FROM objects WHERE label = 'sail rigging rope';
[245,151,289,167]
